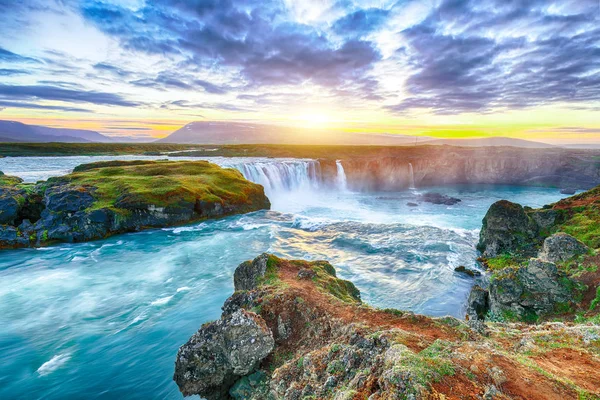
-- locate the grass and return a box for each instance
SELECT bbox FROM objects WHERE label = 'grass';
[385,340,456,390]
[0,173,23,186]
[308,260,361,303]
[48,160,268,212]
[485,253,522,271]
[590,287,600,312]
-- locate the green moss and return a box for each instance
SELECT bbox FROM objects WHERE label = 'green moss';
[49,160,267,212]
[590,286,600,312]
[0,174,23,186]
[485,254,522,271]
[387,340,456,390]
[310,261,361,303]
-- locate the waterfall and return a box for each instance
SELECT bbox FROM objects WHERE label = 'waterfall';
[336,160,348,191]
[408,163,416,189]
[226,159,321,197]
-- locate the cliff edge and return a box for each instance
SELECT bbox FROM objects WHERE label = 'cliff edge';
[174,254,600,400]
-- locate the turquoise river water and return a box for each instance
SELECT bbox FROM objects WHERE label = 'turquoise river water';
[0,156,570,399]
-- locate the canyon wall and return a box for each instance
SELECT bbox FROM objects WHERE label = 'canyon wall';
[319,147,600,191]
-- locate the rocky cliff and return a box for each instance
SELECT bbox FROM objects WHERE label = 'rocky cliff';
[175,254,600,400]
[0,160,270,249]
[315,147,600,191]
[472,185,600,323]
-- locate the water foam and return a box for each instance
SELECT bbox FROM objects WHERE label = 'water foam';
[37,353,71,376]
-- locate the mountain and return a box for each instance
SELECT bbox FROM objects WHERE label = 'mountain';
[423,136,555,148]
[0,120,113,143]
[160,122,560,148]
[158,121,428,145]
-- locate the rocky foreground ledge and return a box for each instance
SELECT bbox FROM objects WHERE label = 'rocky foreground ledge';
[174,254,600,400]
[0,161,270,249]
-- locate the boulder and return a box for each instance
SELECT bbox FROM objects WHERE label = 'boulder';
[234,253,270,291]
[173,309,274,399]
[0,187,22,225]
[45,185,95,213]
[454,265,482,277]
[417,192,461,205]
[466,285,489,321]
[538,232,588,263]
[489,258,573,320]
[477,200,539,258]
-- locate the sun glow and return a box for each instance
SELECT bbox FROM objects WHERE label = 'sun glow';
[295,112,334,129]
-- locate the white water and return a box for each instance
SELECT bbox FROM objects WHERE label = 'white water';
[336,160,348,191]
[408,162,416,190]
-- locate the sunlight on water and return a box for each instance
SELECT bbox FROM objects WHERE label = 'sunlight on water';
[0,156,571,399]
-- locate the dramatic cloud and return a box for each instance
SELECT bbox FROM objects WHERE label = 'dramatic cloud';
[0,84,140,107]
[80,0,381,92]
[0,100,93,113]
[0,47,39,63]
[0,0,598,122]
[387,0,600,114]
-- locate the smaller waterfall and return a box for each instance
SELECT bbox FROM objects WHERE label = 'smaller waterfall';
[408,163,416,189]
[336,160,348,191]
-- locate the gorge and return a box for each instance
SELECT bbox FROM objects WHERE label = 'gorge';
[0,149,599,399]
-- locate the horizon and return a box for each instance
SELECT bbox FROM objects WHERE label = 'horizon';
[0,0,599,145]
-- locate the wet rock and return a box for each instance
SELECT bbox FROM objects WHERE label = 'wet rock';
[234,253,270,291]
[454,265,482,277]
[560,188,576,195]
[417,192,461,205]
[173,309,274,399]
[538,232,588,263]
[477,200,539,258]
[406,202,418,207]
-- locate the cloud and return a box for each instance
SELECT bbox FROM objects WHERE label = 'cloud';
[162,100,247,112]
[80,0,382,96]
[93,62,131,77]
[0,100,93,113]
[386,0,600,115]
[0,47,39,63]
[527,126,600,134]
[0,68,31,76]
[0,84,140,107]
[332,8,389,37]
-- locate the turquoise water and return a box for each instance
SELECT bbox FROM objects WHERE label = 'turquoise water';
[0,157,570,399]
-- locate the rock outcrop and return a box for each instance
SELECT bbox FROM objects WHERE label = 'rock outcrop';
[477,200,540,258]
[234,253,270,291]
[474,186,600,323]
[0,161,270,249]
[175,254,600,400]
[538,232,588,263]
[174,309,274,399]
[488,258,574,321]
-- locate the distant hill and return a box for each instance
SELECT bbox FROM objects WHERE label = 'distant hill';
[0,120,113,143]
[158,121,428,145]
[159,121,560,148]
[423,136,555,148]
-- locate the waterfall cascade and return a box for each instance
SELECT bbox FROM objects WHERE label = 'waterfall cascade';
[227,160,321,196]
[408,163,416,189]
[336,160,348,191]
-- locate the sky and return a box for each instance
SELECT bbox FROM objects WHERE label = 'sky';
[0,0,599,143]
